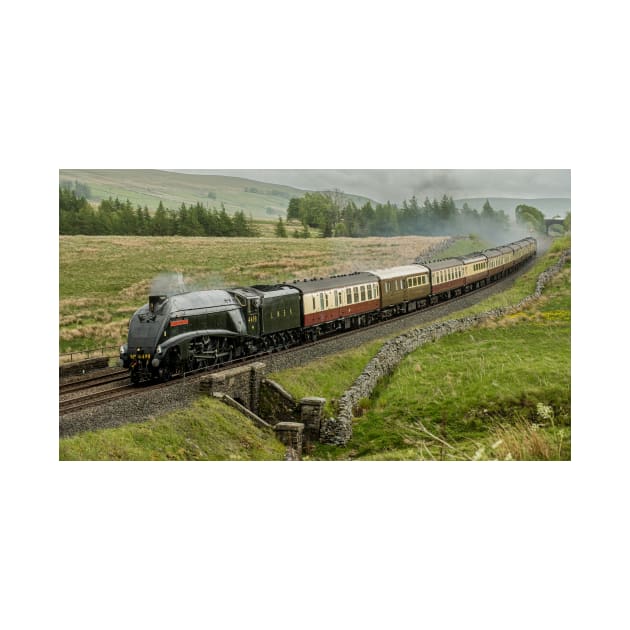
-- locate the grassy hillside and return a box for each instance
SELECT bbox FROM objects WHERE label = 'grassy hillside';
[60,237,570,461]
[270,237,571,460]
[59,169,375,220]
[59,234,446,353]
[59,397,286,461]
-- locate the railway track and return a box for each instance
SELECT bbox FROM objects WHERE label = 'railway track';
[60,256,538,418]
[59,384,137,415]
[59,369,129,395]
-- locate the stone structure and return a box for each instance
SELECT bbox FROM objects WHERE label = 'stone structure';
[258,378,298,422]
[544,218,566,234]
[199,362,266,412]
[211,392,272,430]
[300,397,326,442]
[199,363,326,448]
[258,380,326,443]
[274,422,304,459]
[321,249,571,446]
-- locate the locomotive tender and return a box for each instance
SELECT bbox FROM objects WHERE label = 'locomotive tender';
[120,237,537,382]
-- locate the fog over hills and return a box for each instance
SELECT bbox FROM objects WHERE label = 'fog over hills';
[60,169,570,220]
[173,169,570,210]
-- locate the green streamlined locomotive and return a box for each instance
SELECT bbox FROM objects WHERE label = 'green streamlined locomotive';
[120,285,301,383]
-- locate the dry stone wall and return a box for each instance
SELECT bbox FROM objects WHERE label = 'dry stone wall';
[320,249,571,446]
[59,357,109,377]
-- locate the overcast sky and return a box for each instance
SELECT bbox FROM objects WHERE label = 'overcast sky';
[174,169,570,205]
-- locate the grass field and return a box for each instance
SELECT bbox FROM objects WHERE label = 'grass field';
[59,234,447,352]
[59,397,286,461]
[271,236,571,460]
[60,236,570,461]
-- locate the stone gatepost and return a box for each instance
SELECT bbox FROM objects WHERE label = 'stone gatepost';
[199,362,266,413]
[274,422,304,459]
[248,362,266,412]
[300,397,326,442]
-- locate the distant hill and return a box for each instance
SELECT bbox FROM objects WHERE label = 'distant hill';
[455,197,571,218]
[59,169,376,219]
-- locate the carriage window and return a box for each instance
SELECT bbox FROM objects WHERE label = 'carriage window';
[347,288,352,304]
[367,285,373,300]
[360,286,366,301]
[353,287,359,302]
[334,291,339,307]
[312,296,316,311]
[325,293,329,307]
[375,283,379,297]
[320,293,325,310]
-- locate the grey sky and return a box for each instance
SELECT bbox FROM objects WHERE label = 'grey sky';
[173,169,570,205]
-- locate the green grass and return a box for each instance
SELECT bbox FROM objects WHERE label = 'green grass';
[61,236,570,462]
[270,236,571,461]
[59,397,286,461]
[59,233,447,352]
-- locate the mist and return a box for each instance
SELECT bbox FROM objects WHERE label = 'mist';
[176,169,571,206]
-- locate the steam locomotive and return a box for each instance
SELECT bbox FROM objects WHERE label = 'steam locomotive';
[120,237,537,383]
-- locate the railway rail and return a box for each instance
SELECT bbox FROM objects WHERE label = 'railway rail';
[59,384,136,415]
[59,253,538,417]
[59,369,130,395]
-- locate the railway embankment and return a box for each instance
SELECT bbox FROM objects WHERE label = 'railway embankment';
[320,248,571,446]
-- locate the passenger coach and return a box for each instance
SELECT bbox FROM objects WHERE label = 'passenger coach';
[369,265,431,316]
[459,252,488,290]
[424,258,466,300]
[288,272,380,337]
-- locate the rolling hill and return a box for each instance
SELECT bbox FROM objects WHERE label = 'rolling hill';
[59,169,376,219]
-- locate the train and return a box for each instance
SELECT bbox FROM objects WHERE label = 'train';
[120,237,537,383]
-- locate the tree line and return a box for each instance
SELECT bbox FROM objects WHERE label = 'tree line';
[59,188,259,237]
[284,191,512,238]
[60,185,569,239]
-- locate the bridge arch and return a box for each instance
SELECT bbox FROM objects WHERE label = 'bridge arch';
[544,218,566,235]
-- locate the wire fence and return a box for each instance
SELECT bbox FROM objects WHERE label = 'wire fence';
[59,345,121,365]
